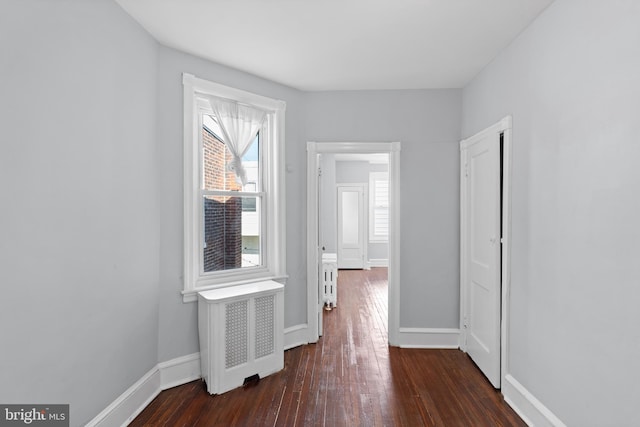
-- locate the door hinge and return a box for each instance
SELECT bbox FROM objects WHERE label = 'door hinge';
[318,167,322,177]
[464,162,469,177]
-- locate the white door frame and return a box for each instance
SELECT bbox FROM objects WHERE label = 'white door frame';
[307,141,401,345]
[460,116,512,387]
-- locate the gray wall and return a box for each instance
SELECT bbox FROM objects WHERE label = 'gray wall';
[0,1,159,425]
[155,46,307,361]
[305,90,462,327]
[155,51,462,360]
[0,2,465,423]
[462,0,640,425]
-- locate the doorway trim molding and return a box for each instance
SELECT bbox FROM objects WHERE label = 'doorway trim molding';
[306,141,401,345]
[459,115,512,387]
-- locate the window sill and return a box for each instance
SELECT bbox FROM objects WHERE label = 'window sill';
[182,274,288,303]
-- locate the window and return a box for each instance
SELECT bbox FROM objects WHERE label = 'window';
[183,74,286,302]
[369,172,389,241]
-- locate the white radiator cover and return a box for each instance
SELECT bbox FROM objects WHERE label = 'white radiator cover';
[198,280,284,395]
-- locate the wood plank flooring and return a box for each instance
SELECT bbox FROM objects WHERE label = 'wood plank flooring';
[130,268,525,426]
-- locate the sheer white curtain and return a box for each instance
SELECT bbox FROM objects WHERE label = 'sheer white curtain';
[207,95,266,185]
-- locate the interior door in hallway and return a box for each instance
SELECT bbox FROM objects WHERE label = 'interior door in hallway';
[337,184,366,269]
[461,125,502,388]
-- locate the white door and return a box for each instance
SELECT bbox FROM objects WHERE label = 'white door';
[337,184,365,269]
[461,126,501,388]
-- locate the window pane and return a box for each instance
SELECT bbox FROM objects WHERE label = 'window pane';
[242,197,256,212]
[242,134,260,192]
[203,115,260,192]
[203,195,261,272]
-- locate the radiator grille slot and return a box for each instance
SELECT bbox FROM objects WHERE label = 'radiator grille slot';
[255,295,275,359]
[225,299,248,368]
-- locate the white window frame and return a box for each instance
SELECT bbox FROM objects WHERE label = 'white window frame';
[182,73,287,302]
[369,171,389,242]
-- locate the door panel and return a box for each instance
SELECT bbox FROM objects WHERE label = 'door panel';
[337,185,365,269]
[463,129,501,388]
[341,191,360,244]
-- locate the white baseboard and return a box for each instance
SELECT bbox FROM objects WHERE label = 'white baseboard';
[85,367,161,427]
[90,327,311,427]
[397,327,460,348]
[503,374,567,427]
[368,259,389,268]
[159,352,201,390]
[87,353,203,427]
[85,336,567,427]
[284,324,309,350]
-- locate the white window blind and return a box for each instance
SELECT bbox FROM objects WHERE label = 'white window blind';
[369,172,389,241]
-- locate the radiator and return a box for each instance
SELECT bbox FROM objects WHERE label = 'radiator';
[198,280,284,395]
[322,253,338,309]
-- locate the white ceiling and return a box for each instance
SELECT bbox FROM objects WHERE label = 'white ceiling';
[115,0,553,91]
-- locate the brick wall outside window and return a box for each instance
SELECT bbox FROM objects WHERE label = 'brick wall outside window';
[202,127,242,272]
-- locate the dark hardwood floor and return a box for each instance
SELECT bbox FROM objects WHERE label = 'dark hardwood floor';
[130,268,525,426]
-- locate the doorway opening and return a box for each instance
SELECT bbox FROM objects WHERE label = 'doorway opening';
[306,142,400,345]
[323,267,389,345]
